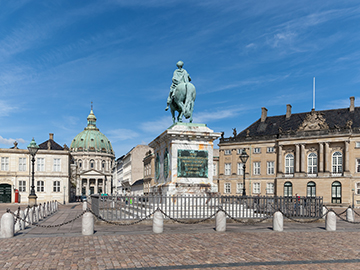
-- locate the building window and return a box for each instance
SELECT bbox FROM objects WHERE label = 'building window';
[237,163,244,175]
[284,181,292,197]
[225,163,231,175]
[266,182,274,194]
[1,157,9,171]
[356,183,360,195]
[155,154,160,180]
[224,183,231,194]
[332,151,343,173]
[267,147,275,153]
[19,181,26,192]
[307,181,316,197]
[53,181,60,192]
[356,142,360,148]
[224,149,231,155]
[237,148,245,154]
[253,182,260,194]
[253,162,260,175]
[236,182,243,194]
[308,153,317,174]
[90,159,94,169]
[53,158,61,172]
[331,181,341,203]
[357,159,360,173]
[37,158,45,172]
[267,161,275,175]
[78,159,82,168]
[102,160,105,170]
[19,158,26,171]
[37,181,44,192]
[285,154,294,174]
[253,148,261,154]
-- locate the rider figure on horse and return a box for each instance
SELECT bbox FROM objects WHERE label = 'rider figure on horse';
[165,61,191,111]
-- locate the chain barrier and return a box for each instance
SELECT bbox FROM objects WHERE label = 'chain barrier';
[220,208,272,224]
[354,209,360,217]
[332,210,360,224]
[278,209,327,223]
[7,209,86,228]
[88,208,156,226]
[157,208,219,224]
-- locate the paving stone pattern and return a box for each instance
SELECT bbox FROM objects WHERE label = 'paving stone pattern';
[1,203,360,269]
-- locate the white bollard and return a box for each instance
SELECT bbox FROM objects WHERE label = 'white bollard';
[153,210,164,234]
[28,208,33,225]
[24,208,30,227]
[322,206,328,220]
[14,210,21,232]
[35,206,39,223]
[38,205,43,221]
[43,204,46,218]
[326,211,336,231]
[215,210,226,232]
[19,210,25,230]
[82,212,94,236]
[273,211,283,232]
[83,202,87,211]
[346,208,355,222]
[1,213,14,238]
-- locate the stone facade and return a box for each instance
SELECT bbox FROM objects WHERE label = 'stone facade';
[218,97,360,206]
[0,134,70,204]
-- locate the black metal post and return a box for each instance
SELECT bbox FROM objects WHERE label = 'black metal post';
[242,163,246,196]
[352,189,355,209]
[30,155,36,196]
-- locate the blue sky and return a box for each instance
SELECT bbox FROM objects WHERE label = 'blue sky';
[1,0,360,156]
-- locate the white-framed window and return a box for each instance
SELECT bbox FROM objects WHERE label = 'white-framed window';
[308,153,317,174]
[236,182,243,194]
[253,148,261,154]
[267,147,275,153]
[53,158,61,172]
[37,181,44,192]
[78,159,82,168]
[356,142,360,148]
[267,161,275,175]
[90,159,95,169]
[37,158,45,172]
[237,148,245,154]
[357,159,360,173]
[284,181,293,197]
[253,162,260,175]
[19,158,26,171]
[356,183,360,195]
[1,157,9,171]
[53,181,60,192]
[102,160,105,171]
[266,182,274,194]
[332,151,343,173]
[307,181,316,197]
[253,182,260,194]
[225,163,231,175]
[19,180,26,192]
[285,154,294,174]
[224,183,231,194]
[224,149,231,155]
[237,163,244,175]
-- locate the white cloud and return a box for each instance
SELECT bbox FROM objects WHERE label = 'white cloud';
[106,129,140,142]
[194,107,246,123]
[0,136,25,145]
[0,100,17,117]
[140,116,173,134]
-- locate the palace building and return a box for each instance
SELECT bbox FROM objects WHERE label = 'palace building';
[218,97,360,206]
[70,108,115,197]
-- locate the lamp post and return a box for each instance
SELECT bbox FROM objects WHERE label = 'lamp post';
[63,185,66,205]
[352,188,355,209]
[27,138,39,206]
[239,149,249,196]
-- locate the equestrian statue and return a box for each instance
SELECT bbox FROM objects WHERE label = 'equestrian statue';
[165,61,196,123]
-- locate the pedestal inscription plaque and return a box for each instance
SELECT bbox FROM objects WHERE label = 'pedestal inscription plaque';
[177,149,208,178]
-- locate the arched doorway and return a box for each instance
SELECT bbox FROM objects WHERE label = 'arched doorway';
[0,184,12,203]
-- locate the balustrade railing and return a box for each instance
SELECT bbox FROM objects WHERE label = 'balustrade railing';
[91,194,323,221]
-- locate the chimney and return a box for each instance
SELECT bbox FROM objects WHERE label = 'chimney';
[286,104,292,119]
[261,107,268,122]
[49,133,54,140]
[350,96,355,112]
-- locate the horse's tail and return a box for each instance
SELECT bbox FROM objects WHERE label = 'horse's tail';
[184,83,196,119]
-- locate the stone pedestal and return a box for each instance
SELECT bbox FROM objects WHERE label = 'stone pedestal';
[28,194,37,207]
[273,211,283,232]
[149,123,221,196]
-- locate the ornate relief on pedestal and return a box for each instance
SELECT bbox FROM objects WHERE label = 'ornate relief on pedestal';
[298,109,329,131]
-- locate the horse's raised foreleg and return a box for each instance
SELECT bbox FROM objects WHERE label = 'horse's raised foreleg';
[171,107,176,123]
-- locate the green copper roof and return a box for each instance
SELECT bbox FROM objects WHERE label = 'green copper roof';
[70,109,114,155]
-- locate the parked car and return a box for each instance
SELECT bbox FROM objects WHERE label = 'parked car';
[81,195,87,202]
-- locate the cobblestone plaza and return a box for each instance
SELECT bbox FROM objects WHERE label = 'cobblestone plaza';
[1,203,360,269]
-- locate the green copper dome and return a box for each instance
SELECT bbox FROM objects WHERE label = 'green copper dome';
[70,109,114,154]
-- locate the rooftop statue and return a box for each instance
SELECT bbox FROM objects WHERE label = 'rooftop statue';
[165,61,196,123]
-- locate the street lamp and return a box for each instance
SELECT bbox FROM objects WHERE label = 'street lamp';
[239,149,249,196]
[63,185,66,205]
[27,138,39,206]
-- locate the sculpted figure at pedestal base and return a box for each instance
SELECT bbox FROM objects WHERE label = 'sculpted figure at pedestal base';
[165,61,196,123]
